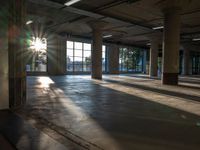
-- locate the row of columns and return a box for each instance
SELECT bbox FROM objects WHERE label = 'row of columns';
[0,0,193,110]
[148,6,191,85]
[89,6,185,85]
[28,5,189,87]
[89,7,183,85]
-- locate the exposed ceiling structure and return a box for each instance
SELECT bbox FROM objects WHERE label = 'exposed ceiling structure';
[27,0,200,47]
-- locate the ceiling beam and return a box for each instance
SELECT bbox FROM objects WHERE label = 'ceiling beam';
[28,0,153,30]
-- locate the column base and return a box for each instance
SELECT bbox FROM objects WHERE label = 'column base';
[92,76,102,80]
[92,74,102,80]
[109,70,119,75]
[150,73,158,77]
[9,77,26,109]
[162,73,178,85]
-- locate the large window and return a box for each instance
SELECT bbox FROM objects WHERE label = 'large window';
[26,37,47,72]
[66,40,106,73]
[119,47,143,73]
[191,51,200,75]
[83,43,92,71]
[102,45,107,72]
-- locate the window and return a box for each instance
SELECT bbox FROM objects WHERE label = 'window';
[67,41,91,72]
[119,47,143,73]
[102,45,106,72]
[66,41,74,72]
[26,37,47,72]
[66,40,106,73]
[83,43,91,72]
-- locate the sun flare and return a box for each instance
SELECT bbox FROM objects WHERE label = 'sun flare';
[29,37,46,52]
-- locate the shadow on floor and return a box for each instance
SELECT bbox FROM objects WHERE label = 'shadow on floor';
[103,78,200,103]
[0,110,69,150]
[18,76,200,150]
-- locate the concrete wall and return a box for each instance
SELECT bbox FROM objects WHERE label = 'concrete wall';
[47,35,66,75]
[108,44,119,74]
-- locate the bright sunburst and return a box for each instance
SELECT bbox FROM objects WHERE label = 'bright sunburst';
[29,37,47,52]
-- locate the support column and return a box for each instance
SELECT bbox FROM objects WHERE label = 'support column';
[149,39,159,77]
[162,7,181,85]
[8,0,27,108]
[89,21,107,79]
[142,50,147,74]
[47,35,66,75]
[0,2,9,109]
[108,44,119,74]
[182,49,190,75]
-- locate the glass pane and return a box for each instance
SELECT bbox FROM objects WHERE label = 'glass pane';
[26,37,47,72]
[67,49,73,57]
[75,42,82,49]
[74,65,83,72]
[67,41,73,49]
[74,49,82,57]
[83,64,91,72]
[84,50,91,58]
[102,64,105,72]
[102,45,106,51]
[74,57,82,63]
[83,57,91,64]
[67,56,73,71]
[102,51,105,59]
[83,43,91,50]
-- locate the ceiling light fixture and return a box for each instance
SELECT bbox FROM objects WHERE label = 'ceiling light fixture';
[192,38,200,41]
[146,43,151,46]
[26,20,33,25]
[64,0,81,6]
[103,35,113,38]
[152,26,164,30]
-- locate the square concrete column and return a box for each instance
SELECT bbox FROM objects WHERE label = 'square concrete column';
[89,21,107,79]
[0,2,9,109]
[47,34,66,75]
[149,39,159,77]
[108,44,119,74]
[8,0,27,108]
[142,50,147,74]
[162,7,181,85]
[182,49,190,75]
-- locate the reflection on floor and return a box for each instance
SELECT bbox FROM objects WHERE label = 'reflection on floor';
[16,74,200,150]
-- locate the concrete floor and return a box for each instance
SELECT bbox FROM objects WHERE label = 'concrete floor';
[17,74,200,150]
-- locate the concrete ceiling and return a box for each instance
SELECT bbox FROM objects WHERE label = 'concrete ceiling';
[27,0,200,47]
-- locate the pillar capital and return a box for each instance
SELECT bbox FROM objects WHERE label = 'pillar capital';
[157,0,184,13]
[88,20,108,30]
[162,6,181,15]
[181,43,191,51]
[147,32,162,44]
